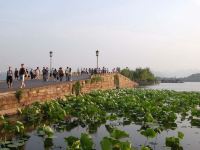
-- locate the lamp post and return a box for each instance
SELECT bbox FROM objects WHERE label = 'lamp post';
[49,51,53,77]
[96,50,99,69]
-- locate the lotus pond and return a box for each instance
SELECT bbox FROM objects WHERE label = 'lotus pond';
[1,89,200,150]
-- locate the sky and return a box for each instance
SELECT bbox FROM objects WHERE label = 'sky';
[0,0,200,77]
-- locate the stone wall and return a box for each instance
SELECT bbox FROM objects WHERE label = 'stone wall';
[0,73,137,115]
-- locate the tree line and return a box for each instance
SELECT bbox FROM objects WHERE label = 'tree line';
[120,67,157,85]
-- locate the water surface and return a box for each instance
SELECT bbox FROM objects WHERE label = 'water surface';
[145,82,200,92]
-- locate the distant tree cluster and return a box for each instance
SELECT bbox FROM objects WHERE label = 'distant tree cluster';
[120,67,157,85]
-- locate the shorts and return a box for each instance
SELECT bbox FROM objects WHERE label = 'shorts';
[20,75,25,81]
[7,76,13,84]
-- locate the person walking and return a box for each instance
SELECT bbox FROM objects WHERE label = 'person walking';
[65,67,70,81]
[25,69,29,79]
[14,68,19,80]
[58,67,64,82]
[42,67,49,82]
[45,67,49,81]
[19,64,26,88]
[53,69,58,81]
[69,68,72,81]
[42,67,46,81]
[35,67,40,79]
[30,69,34,79]
[6,66,13,88]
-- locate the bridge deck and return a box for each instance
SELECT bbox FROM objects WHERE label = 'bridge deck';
[0,74,90,93]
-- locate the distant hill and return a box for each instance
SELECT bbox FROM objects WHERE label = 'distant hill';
[157,73,200,83]
[182,73,200,82]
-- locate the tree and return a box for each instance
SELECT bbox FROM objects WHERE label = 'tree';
[120,67,156,85]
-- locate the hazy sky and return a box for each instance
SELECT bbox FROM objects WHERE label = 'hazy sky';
[0,0,200,76]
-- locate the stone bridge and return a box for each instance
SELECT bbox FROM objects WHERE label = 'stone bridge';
[0,73,138,115]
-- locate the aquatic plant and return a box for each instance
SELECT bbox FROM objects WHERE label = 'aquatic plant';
[65,133,93,150]
[165,131,184,150]
[2,89,200,149]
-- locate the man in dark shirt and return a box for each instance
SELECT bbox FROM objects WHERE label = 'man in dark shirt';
[14,68,19,80]
[19,64,26,88]
[7,66,13,88]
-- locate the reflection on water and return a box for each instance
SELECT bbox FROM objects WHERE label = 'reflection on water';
[2,87,200,150]
[144,82,200,92]
[23,118,200,150]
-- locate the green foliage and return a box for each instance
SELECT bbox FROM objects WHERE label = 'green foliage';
[191,118,200,127]
[44,137,53,149]
[114,74,120,88]
[65,136,79,147]
[90,75,103,83]
[178,131,184,139]
[191,108,200,117]
[13,121,25,135]
[110,129,129,139]
[0,115,12,136]
[140,128,157,139]
[65,133,93,150]
[21,102,42,123]
[1,89,200,149]
[72,81,82,96]
[42,101,67,122]
[80,133,93,150]
[165,137,181,150]
[37,124,54,138]
[102,125,131,150]
[101,137,112,150]
[101,137,132,150]
[144,112,154,122]
[120,67,156,85]
[15,89,23,101]
[141,145,152,150]
[165,131,184,150]
[0,137,29,150]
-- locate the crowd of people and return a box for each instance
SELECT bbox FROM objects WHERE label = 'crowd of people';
[6,64,26,89]
[4,64,120,89]
[5,64,73,89]
[79,67,109,75]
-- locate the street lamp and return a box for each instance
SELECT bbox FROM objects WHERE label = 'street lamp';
[96,50,99,69]
[49,51,53,77]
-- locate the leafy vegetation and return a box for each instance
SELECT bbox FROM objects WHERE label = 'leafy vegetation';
[65,133,93,150]
[114,74,120,88]
[72,81,82,96]
[121,67,157,85]
[15,89,24,101]
[165,132,184,150]
[1,89,200,149]
[90,75,103,83]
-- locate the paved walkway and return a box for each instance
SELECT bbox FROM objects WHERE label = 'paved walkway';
[0,74,90,93]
